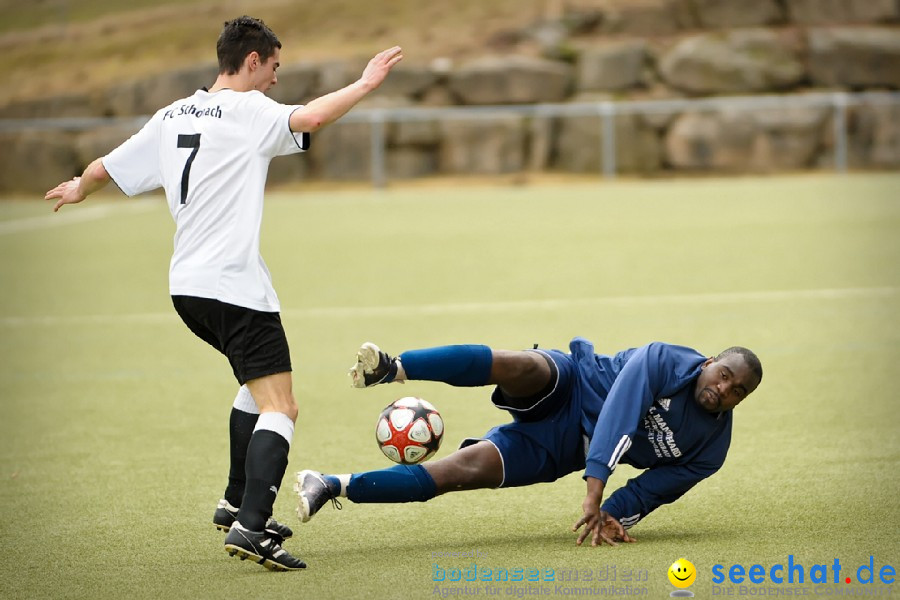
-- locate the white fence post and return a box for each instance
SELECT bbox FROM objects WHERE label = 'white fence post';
[599,101,617,180]
[370,110,387,189]
[832,92,849,175]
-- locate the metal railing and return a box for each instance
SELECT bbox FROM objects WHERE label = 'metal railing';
[2,91,898,187]
[338,91,900,186]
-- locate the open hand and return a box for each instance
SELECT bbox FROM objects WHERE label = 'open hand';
[572,508,637,547]
[45,177,86,212]
[359,46,403,89]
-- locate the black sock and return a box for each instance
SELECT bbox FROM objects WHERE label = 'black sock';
[224,408,259,507]
[237,430,289,531]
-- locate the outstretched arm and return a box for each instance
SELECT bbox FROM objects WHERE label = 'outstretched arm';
[289,46,403,133]
[602,460,724,531]
[44,158,111,212]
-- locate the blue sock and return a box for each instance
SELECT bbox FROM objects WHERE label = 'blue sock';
[347,465,437,503]
[399,345,493,387]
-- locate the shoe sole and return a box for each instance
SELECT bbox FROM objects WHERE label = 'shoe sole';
[225,544,306,571]
[293,470,315,523]
[350,343,381,388]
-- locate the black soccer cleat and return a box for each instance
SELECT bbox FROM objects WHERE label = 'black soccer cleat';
[349,342,399,388]
[213,499,294,542]
[224,522,306,571]
[294,470,342,523]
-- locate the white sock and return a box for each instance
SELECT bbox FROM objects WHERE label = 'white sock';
[233,385,259,414]
[254,411,294,446]
[395,358,407,382]
[336,474,351,497]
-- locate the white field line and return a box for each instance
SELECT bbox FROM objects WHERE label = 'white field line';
[1,286,896,328]
[0,199,159,236]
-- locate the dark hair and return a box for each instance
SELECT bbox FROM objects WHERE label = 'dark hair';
[216,16,281,75]
[716,346,763,383]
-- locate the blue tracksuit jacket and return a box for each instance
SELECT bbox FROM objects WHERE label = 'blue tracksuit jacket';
[569,337,731,528]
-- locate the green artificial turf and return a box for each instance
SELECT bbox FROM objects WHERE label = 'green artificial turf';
[1,173,898,598]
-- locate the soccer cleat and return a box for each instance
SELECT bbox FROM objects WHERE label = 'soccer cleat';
[213,499,294,542]
[224,522,306,571]
[294,470,342,523]
[349,342,399,388]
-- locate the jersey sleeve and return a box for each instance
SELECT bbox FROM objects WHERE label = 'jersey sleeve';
[600,460,722,529]
[102,114,163,196]
[583,343,698,483]
[247,93,310,158]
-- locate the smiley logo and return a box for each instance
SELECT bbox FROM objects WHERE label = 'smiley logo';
[668,558,696,588]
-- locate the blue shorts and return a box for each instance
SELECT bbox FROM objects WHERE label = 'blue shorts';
[460,349,587,488]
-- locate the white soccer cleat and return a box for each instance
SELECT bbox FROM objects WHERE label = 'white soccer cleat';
[348,342,399,388]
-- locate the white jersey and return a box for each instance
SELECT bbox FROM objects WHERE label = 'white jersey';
[103,89,308,312]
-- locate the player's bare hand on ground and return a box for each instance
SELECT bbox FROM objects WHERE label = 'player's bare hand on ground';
[600,515,636,545]
[359,46,403,89]
[45,177,86,212]
[573,506,635,547]
[571,502,614,546]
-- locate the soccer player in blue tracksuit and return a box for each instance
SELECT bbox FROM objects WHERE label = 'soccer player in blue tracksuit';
[295,338,763,546]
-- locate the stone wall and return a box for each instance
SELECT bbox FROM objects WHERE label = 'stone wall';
[2,1,899,192]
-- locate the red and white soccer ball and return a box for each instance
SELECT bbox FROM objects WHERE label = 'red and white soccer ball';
[375,397,444,465]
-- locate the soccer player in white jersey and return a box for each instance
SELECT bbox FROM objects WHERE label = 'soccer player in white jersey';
[44,16,402,571]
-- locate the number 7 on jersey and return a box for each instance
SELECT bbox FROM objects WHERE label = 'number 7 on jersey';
[177,133,201,204]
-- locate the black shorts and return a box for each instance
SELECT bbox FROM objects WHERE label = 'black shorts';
[171,295,292,385]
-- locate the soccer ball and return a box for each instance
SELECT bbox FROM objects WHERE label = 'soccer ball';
[375,397,444,465]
